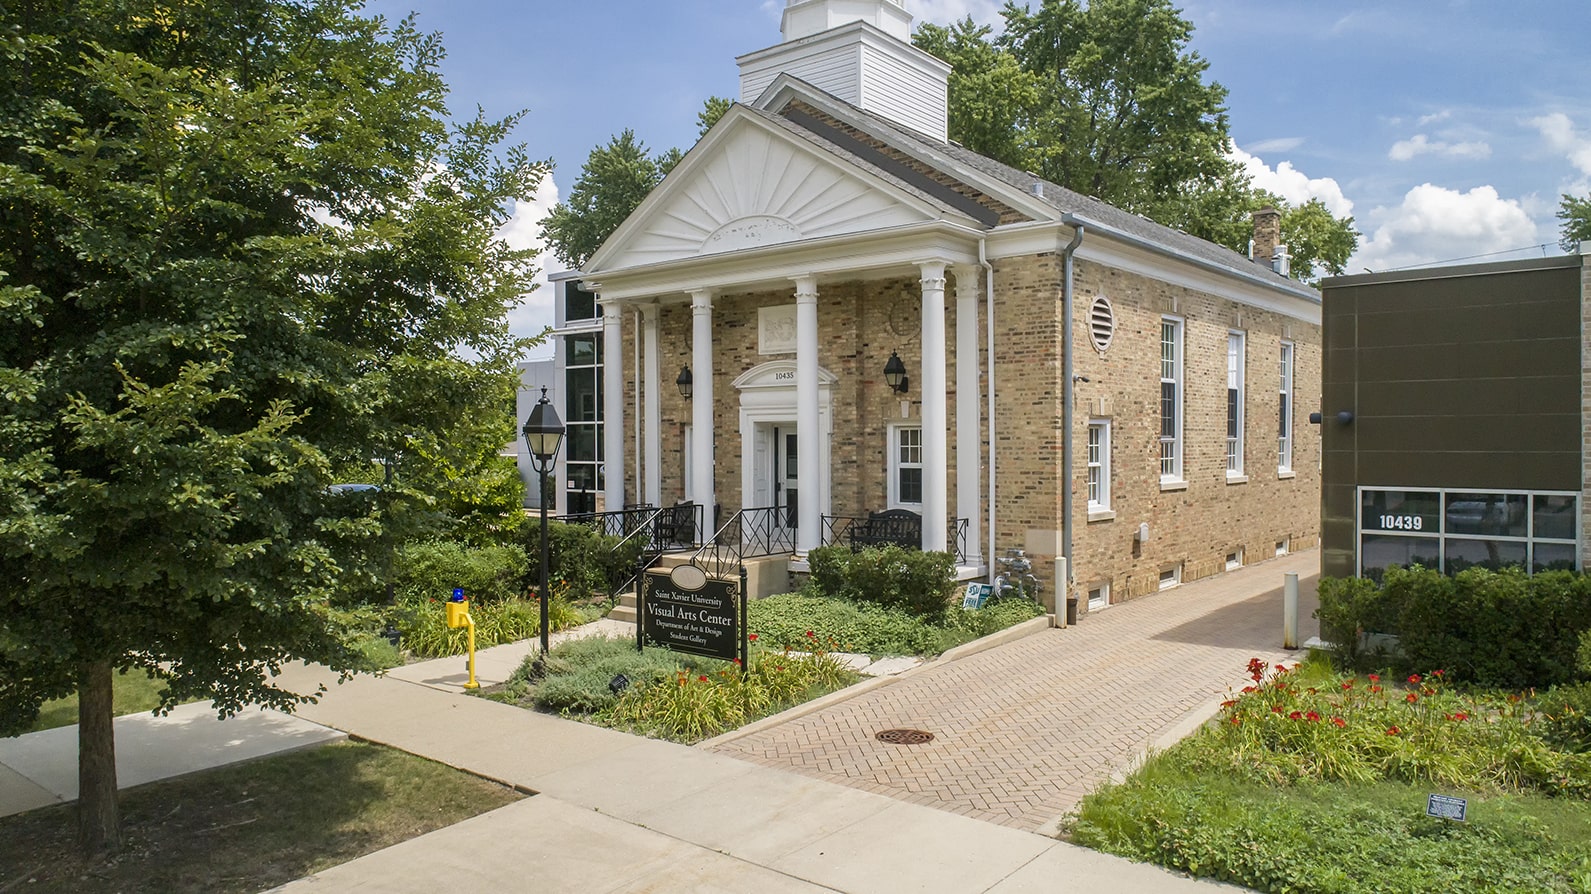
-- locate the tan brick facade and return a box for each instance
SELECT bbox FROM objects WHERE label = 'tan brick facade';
[608,250,1321,609]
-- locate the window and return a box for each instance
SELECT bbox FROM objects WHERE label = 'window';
[564,282,597,322]
[1159,565,1182,590]
[1278,342,1294,472]
[1276,537,1290,557]
[1357,487,1580,579]
[889,426,923,507]
[1226,331,1245,476]
[1159,317,1183,481]
[564,333,603,514]
[1226,549,1244,571]
[1087,582,1111,611]
[1086,419,1111,511]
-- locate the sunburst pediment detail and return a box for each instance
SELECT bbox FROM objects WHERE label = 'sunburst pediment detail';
[597,122,931,270]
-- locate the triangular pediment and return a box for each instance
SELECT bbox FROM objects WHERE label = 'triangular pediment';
[587,107,961,273]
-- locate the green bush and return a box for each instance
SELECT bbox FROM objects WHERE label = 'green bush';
[521,636,697,714]
[396,595,582,657]
[749,593,948,655]
[1314,566,1591,688]
[1581,630,1591,675]
[395,539,528,604]
[520,519,645,602]
[1540,683,1591,754]
[804,544,956,618]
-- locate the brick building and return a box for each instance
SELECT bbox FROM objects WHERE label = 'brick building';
[545,0,1322,611]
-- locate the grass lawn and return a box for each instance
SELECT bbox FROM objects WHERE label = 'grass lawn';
[1069,656,1591,893]
[0,740,522,894]
[27,668,190,733]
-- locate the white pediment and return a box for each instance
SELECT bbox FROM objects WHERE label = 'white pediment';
[587,111,942,272]
[733,359,839,391]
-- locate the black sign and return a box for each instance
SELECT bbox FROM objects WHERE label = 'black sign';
[1426,794,1467,822]
[640,569,744,663]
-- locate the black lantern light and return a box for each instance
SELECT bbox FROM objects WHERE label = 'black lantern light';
[676,365,693,399]
[883,351,908,393]
[522,387,566,655]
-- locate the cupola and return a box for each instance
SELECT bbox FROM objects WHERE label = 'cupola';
[737,0,951,142]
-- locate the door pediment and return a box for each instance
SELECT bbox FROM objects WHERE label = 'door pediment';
[734,359,839,392]
[587,110,948,273]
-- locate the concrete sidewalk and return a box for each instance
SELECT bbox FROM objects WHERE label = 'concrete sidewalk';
[265,662,1240,893]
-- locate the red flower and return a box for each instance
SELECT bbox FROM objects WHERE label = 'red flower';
[1331,716,1346,728]
[1276,664,1288,673]
[698,675,708,682]
[1271,705,1284,714]
[1407,673,1422,684]
[1448,712,1469,722]
[1242,686,1258,693]
[1370,685,1383,694]
[1230,716,1242,725]
[1433,669,1445,678]
[748,633,758,641]
[1288,710,1304,720]
[805,630,815,638]
[1222,700,1238,708]
[731,658,742,666]
[1386,726,1401,736]
[1368,673,1381,682]
[1341,681,1355,690]
[1307,687,1319,695]
[1405,693,1419,704]
[1306,711,1321,722]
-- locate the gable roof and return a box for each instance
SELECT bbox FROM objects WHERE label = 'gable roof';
[754,75,1319,303]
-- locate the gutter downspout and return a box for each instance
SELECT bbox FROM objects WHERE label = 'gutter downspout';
[981,237,996,582]
[1059,222,1085,619]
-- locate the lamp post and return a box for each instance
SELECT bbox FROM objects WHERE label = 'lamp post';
[523,387,565,656]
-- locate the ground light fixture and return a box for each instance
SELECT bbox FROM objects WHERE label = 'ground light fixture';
[883,351,908,393]
[676,364,693,399]
[522,387,566,656]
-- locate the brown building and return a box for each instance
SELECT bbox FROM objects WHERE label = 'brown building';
[546,0,1323,611]
[1317,250,1591,580]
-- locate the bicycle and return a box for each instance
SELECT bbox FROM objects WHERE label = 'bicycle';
[990,547,1042,604]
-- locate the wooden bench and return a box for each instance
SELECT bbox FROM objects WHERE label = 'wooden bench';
[847,508,922,550]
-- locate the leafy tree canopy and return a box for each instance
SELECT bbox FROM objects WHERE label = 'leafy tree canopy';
[914,1,1357,280]
[541,130,676,269]
[0,0,546,851]
[1560,193,1591,251]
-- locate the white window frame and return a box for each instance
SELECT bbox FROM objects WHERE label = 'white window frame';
[1278,341,1295,474]
[887,424,923,509]
[1086,419,1111,512]
[1159,316,1184,483]
[1087,581,1111,611]
[1226,330,1245,478]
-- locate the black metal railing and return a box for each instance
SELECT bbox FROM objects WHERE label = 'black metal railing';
[818,513,971,564]
[561,503,705,601]
[690,505,794,574]
[558,506,658,540]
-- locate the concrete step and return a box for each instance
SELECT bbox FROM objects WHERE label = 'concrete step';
[608,590,637,623]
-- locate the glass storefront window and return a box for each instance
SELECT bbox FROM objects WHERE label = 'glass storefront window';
[1443,539,1527,575]
[1533,542,1578,573]
[1360,534,1440,581]
[1533,494,1577,540]
[1444,493,1527,537]
[1357,487,1578,578]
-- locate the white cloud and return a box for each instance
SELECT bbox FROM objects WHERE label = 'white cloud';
[1416,110,1451,127]
[1230,147,1354,218]
[1246,136,1304,154]
[498,173,562,355]
[1388,133,1492,161]
[1351,183,1540,273]
[911,0,1005,27]
[1530,112,1591,177]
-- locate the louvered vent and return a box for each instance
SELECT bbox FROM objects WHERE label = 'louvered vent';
[1088,296,1115,353]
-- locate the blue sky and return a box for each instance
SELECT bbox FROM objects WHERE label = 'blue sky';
[360,0,1591,348]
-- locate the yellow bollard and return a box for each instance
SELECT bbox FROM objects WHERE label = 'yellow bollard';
[445,594,480,690]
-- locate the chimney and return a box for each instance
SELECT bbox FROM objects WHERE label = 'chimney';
[1251,206,1281,266]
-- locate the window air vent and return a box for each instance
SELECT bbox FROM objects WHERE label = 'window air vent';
[1088,296,1115,353]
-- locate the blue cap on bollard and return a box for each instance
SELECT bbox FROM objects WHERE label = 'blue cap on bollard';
[451,587,465,602]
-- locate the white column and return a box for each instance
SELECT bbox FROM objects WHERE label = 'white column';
[690,290,715,534]
[954,267,982,566]
[641,303,662,507]
[919,261,949,552]
[794,274,822,555]
[601,301,626,511]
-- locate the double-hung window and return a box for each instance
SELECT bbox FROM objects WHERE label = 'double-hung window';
[1160,317,1184,481]
[1278,342,1294,473]
[1226,331,1245,477]
[1087,420,1111,512]
[889,426,923,508]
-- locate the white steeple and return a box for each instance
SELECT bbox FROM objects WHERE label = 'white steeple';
[737,0,951,141]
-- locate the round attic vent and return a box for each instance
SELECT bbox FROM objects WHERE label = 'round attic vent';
[1088,296,1115,354]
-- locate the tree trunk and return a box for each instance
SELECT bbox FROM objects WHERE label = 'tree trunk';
[77,659,121,855]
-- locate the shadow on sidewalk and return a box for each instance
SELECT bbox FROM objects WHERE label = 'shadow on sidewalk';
[1148,575,1320,651]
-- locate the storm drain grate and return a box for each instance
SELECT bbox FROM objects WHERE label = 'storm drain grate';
[875,728,935,745]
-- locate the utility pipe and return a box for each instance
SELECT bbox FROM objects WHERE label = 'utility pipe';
[1059,223,1085,604]
[981,237,996,581]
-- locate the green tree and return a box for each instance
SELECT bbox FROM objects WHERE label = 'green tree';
[1560,193,1591,251]
[541,130,675,268]
[0,0,545,853]
[913,0,1357,279]
[698,95,732,137]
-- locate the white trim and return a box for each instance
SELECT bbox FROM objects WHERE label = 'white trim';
[1159,316,1184,483]
[1278,340,1295,473]
[887,423,924,509]
[1086,418,1111,513]
[736,360,835,531]
[1226,330,1245,478]
[1087,581,1111,611]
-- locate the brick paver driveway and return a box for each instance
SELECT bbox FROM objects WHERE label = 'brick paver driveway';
[710,550,1321,832]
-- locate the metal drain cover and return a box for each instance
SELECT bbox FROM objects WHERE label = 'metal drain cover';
[875,728,935,745]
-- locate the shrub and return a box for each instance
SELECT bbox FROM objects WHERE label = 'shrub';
[396,594,582,657]
[395,539,527,604]
[1581,630,1591,675]
[804,544,956,618]
[520,519,645,602]
[1540,683,1591,754]
[1315,566,1591,688]
[749,593,946,655]
[520,636,698,714]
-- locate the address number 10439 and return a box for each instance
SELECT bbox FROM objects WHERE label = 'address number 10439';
[1378,515,1424,531]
